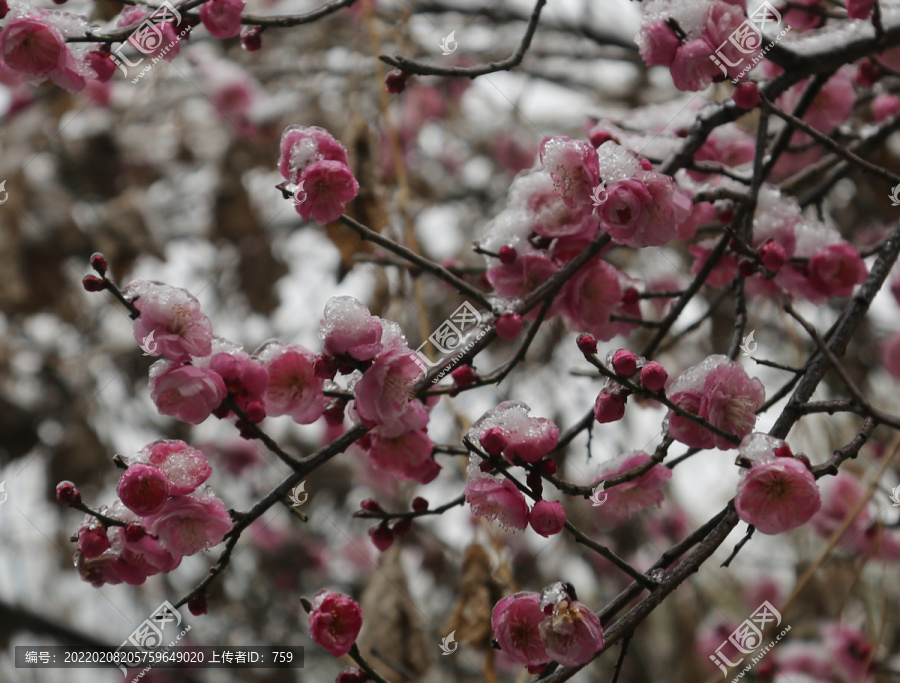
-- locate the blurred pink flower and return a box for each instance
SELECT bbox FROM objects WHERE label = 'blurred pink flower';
[367,428,440,484]
[823,622,875,683]
[200,0,245,39]
[592,451,672,530]
[561,259,624,340]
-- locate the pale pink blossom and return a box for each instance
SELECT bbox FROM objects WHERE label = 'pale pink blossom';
[638,20,680,67]
[735,457,821,534]
[126,281,214,362]
[144,490,233,556]
[689,241,739,288]
[366,428,440,484]
[823,622,875,683]
[465,454,531,531]
[143,440,212,496]
[779,72,855,133]
[592,451,672,530]
[199,0,245,39]
[149,361,227,425]
[487,253,561,320]
[491,592,550,667]
[539,136,601,213]
[262,344,325,424]
[699,362,766,449]
[308,590,363,657]
[704,1,760,82]
[116,7,183,61]
[529,500,566,537]
[117,464,169,516]
[670,38,720,91]
[539,595,604,667]
[598,173,691,248]
[873,93,900,121]
[319,296,384,361]
[354,343,424,428]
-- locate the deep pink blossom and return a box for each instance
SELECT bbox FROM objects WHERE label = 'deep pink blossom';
[295,159,359,225]
[149,361,227,425]
[126,281,214,362]
[847,0,876,19]
[262,344,325,424]
[117,464,169,516]
[308,590,363,657]
[670,38,720,92]
[599,173,691,248]
[491,592,550,667]
[638,20,680,67]
[465,459,530,531]
[591,451,672,530]
[199,0,245,38]
[529,500,566,537]
[561,259,623,340]
[823,623,876,683]
[279,125,350,183]
[144,440,212,496]
[469,401,559,464]
[594,389,626,424]
[144,490,233,556]
[78,525,110,558]
[735,457,821,534]
[807,243,868,299]
[0,17,86,92]
[209,351,269,413]
[366,428,440,484]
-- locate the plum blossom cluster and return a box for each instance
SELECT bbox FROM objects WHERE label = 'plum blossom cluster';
[464,402,566,537]
[482,136,693,341]
[68,440,232,586]
[636,0,762,90]
[492,582,604,672]
[278,125,359,224]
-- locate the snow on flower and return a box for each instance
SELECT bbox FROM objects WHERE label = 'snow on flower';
[142,439,212,496]
[319,296,384,362]
[0,16,86,92]
[144,488,233,556]
[465,455,530,531]
[126,281,214,362]
[468,401,559,465]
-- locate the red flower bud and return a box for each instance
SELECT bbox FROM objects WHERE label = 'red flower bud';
[611,349,637,377]
[82,275,107,292]
[411,497,428,513]
[188,593,208,616]
[498,245,517,264]
[495,313,523,340]
[451,364,478,387]
[576,334,597,355]
[369,522,395,551]
[385,69,408,94]
[89,252,108,275]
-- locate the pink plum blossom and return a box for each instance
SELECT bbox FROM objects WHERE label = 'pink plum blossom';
[734,455,821,534]
[116,7,183,61]
[487,253,561,320]
[465,455,531,531]
[144,490,233,556]
[308,589,363,657]
[261,343,325,424]
[126,281,214,362]
[79,515,182,586]
[670,38,720,91]
[143,440,212,496]
[539,136,601,213]
[319,296,384,361]
[560,259,623,340]
[0,17,86,93]
[598,173,692,248]
[199,0,245,39]
[469,401,559,464]
[638,20,680,66]
[366,428,440,484]
[279,125,350,182]
[354,342,424,428]
[491,592,550,667]
[806,243,868,299]
[295,159,359,224]
[823,623,876,683]
[529,500,566,537]
[149,360,227,425]
[117,464,169,516]
[591,451,672,530]
[539,592,604,667]
[209,351,269,413]
[77,525,110,558]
